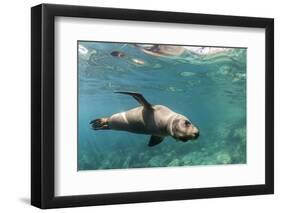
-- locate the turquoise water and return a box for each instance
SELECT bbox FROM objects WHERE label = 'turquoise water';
[78,42,246,170]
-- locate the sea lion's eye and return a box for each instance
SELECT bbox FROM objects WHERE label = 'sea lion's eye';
[184,120,191,126]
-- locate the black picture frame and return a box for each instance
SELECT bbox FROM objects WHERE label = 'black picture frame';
[31,3,274,209]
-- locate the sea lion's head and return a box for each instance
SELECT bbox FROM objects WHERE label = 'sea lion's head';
[171,116,199,142]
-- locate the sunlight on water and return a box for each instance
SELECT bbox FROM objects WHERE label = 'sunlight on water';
[78,42,246,170]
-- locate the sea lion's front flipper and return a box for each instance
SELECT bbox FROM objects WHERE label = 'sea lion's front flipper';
[115,91,152,109]
[148,136,164,147]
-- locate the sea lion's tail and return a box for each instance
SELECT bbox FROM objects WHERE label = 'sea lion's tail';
[90,117,110,130]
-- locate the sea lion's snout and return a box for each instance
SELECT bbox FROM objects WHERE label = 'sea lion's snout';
[188,124,199,141]
[192,129,200,139]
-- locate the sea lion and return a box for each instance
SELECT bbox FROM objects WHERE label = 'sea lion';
[110,50,125,58]
[131,58,146,65]
[90,92,199,146]
[137,44,186,57]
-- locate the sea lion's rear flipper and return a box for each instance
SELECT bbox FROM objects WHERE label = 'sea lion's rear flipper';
[148,136,164,147]
[90,118,110,130]
[115,91,152,109]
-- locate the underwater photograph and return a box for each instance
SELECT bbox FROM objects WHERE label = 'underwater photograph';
[78,41,247,171]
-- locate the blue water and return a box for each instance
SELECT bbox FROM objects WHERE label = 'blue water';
[78,42,246,170]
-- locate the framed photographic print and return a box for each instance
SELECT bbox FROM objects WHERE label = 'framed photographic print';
[31,4,274,209]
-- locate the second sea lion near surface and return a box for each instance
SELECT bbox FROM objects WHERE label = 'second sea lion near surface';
[137,44,186,57]
[110,50,125,58]
[90,92,199,146]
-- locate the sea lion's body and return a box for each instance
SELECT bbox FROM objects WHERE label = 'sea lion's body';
[109,105,176,136]
[90,92,199,146]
